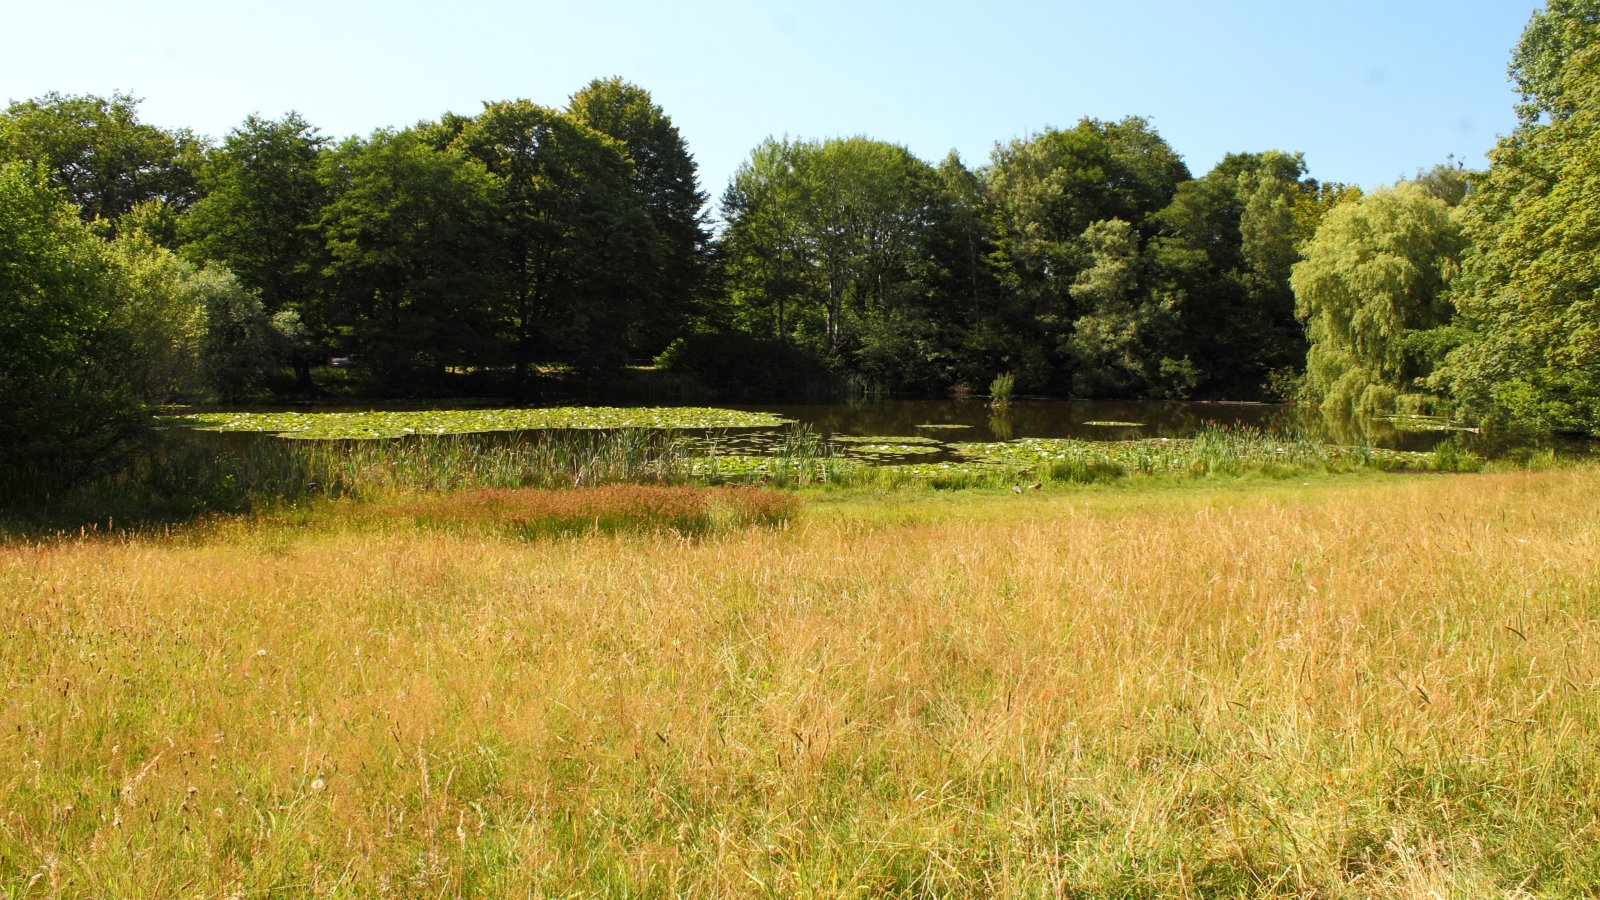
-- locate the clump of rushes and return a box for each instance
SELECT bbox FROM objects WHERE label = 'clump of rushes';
[403,484,797,537]
[988,371,1015,409]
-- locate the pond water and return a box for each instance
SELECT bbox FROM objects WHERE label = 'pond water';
[728,399,1457,452]
[173,398,1586,462]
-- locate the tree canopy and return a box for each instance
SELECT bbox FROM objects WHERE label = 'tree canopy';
[1292,184,1468,416]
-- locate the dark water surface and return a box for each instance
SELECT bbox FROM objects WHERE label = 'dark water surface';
[180,398,1589,460]
[726,399,1457,453]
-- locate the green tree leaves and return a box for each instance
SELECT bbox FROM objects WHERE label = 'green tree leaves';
[1292,184,1467,416]
[0,163,143,494]
[0,92,202,229]
[1432,5,1600,433]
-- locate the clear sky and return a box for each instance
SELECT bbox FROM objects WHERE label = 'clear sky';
[4,1,1541,215]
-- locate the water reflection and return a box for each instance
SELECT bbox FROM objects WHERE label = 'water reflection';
[987,410,1015,441]
[725,399,1468,451]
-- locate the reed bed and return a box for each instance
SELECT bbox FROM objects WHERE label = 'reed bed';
[2,468,1598,895]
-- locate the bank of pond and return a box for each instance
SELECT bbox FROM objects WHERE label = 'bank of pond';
[5,397,1583,536]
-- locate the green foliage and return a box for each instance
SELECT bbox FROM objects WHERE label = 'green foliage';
[653,329,834,398]
[1292,184,1468,417]
[986,118,1190,388]
[318,128,499,389]
[1149,151,1316,398]
[181,112,328,398]
[452,101,655,383]
[182,112,328,313]
[0,162,144,498]
[567,77,709,358]
[719,135,948,388]
[988,372,1016,408]
[98,226,208,401]
[1066,218,1182,396]
[1509,0,1600,124]
[198,269,279,401]
[0,91,203,228]
[1433,8,1600,433]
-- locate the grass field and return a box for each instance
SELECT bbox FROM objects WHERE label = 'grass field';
[3,469,1598,896]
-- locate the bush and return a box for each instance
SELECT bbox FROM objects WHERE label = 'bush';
[654,329,837,399]
[0,163,146,501]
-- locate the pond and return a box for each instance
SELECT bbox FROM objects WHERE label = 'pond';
[169,398,1581,465]
[725,399,1453,450]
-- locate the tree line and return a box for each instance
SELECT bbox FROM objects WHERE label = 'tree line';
[2,1,1597,491]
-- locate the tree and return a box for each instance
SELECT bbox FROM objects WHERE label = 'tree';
[317,129,499,389]
[1149,151,1317,398]
[0,162,142,496]
[1509,0,1600,124]
[181,112,329,391]
[0,92,203,229]
[717,136,948,389]
[1432,7,1600,432]
[1292,184,1468,416]
[1066,218,1186,397]
[452,101,655,388]
[182,112,330,309]
[98,227,208,401]
[719,137,813,345]
[985,117,1189,389]
[567,78,709,357]
[197,269,278,401]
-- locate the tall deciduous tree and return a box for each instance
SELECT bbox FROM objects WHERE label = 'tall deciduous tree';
[453,101,655,388]
[986,117,1189,389]
[182,113,328,310]
[718,136,947,387]
[1433,4,1600,432]
[0,162,142,495]
[1067,218,1185,397]
[318,128,499,389]
[567,78,709,357]
[181,112,329,391]
[1292,184,1467,416]
[0,92,203,230]
[1150,151,1316,398]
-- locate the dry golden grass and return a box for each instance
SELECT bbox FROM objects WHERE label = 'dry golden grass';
[401,484,799,538]
[2,469,1598,896]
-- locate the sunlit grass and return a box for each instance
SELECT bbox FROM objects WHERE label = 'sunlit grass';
[402,484,798,538]
[2,468,1598,894]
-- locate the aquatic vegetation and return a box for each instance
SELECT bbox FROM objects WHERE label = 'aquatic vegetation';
[840,443,943,457]
[951,429,1436,478]
[989,371,1016,408]
[1380,414,1480,433]
[828,434,940,444]
[171,406,794,439]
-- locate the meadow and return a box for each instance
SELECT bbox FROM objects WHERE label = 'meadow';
[3,461,1599,896]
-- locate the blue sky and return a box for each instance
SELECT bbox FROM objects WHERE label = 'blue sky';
[4,1,1541,213]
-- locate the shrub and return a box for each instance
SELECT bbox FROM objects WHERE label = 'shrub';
[654,329,836,399]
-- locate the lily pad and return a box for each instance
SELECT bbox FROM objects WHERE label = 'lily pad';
[842,443,943,456]
[170,407,795,440]
[1379,414,1480,433]
[829,435,940,445]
